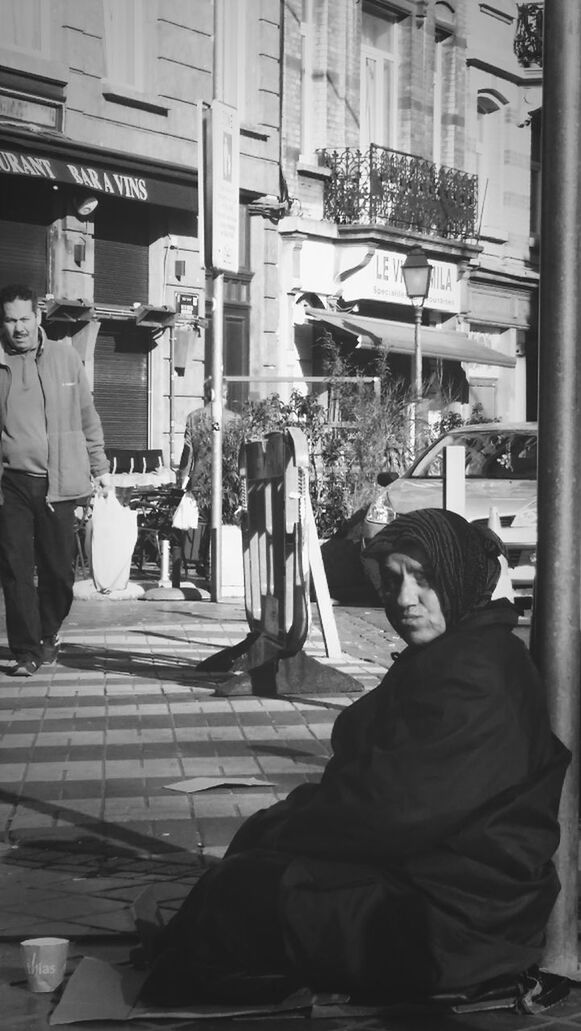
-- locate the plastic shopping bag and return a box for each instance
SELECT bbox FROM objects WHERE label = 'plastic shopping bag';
[171,490,199,531]
[88,492,138,593]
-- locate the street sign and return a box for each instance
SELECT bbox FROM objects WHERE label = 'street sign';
[210,100,240,274]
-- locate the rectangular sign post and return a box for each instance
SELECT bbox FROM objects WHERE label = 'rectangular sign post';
[198,100,240,602]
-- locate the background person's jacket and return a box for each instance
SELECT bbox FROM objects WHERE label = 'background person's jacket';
[0,329,109,504]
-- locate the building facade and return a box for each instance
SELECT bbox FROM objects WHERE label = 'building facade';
[0,0,282,465]
[0,0,542,460]
[274,0,542,425]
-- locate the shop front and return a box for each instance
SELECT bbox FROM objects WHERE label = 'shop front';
[0,130,197,454]
[284,230,521,423]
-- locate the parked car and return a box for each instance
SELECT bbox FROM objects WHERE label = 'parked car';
[361,423,538,609]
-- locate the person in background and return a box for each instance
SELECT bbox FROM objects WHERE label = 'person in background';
[177,378,238,494]
[0,284,111,676]
[176,378,239,576]
[142,508,569,1010]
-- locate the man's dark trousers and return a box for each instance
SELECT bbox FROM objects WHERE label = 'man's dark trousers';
[0,472,76,662]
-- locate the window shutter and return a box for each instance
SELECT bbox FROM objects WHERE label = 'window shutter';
[93,330,149,450]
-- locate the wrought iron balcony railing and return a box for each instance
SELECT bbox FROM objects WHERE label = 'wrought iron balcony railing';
[317,145,478,241]
[514,3,543,68]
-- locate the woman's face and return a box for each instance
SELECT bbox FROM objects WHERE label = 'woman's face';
[381,552,446,646]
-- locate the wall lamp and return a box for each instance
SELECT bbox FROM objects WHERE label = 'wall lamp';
[74,194,99,218]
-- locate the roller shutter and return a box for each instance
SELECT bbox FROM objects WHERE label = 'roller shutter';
[0,179,50,295]
[93,329,149,450]
[94,197,149,307]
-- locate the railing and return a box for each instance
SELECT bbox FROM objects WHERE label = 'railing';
[514,3,543,68]
[317,144,479,241]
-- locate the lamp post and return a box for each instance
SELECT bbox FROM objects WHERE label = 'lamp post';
[402,247,432,452]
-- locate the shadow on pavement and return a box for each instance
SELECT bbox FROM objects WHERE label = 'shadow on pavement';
[56,642,231,687]
[0,786,195,858]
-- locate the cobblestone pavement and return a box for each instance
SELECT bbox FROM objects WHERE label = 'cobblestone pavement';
[3,584,576,1031]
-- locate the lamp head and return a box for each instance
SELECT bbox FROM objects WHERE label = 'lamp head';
[402,247,432,308]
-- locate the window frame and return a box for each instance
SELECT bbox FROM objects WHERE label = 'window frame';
[432,2,456,167]
[1,0,52,58]
[476,89,509,241]
[360,4,400,150]
[215,0,260,127]
[103,0,157,95]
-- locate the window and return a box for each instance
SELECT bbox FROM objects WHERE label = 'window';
[432,3,455,166]
[476,91,508,238]
[103,0,157,92]
[360,7,399,149]
[215,0,260,125]
[2,0,50,56]
[300,0,316,160]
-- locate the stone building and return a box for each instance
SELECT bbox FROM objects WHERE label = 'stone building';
[274,0,542,424]
[0,0,542,459]
[0,0,281,465]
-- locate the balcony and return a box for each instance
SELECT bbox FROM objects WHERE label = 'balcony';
[317,145,479,242]
[513,3,543,68]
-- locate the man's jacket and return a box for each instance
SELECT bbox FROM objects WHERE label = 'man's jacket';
[0,329,109,504]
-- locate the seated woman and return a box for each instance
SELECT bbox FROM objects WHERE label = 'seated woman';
[142,508,569,1007]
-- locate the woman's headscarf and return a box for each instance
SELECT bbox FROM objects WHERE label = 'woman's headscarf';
[361,508,508,628]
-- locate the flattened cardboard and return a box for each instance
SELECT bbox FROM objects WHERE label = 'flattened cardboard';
[49,956,312,1024]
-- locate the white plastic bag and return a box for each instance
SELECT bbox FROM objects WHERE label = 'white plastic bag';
[171,490,199,531]
[88,492,138,593]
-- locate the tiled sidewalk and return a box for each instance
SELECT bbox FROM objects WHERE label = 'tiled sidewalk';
[0,611,387,859]
[6,595,577,1031]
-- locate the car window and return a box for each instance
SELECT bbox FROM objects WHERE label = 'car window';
[411,431,537,480]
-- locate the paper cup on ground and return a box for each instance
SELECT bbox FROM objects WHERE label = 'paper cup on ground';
[21,937,69,993]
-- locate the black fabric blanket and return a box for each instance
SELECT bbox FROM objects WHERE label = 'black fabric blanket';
[145,600,569,1004]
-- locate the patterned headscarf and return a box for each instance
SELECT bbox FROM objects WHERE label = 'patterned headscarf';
[362,508,507,628]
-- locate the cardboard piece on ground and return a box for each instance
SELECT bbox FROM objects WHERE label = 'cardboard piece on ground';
[49,956,313,1024]
[164,776,274,793]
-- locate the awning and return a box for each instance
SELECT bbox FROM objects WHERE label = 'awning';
[305,308,516,368]
[0,133,197,210]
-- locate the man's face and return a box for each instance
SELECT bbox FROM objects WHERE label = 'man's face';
[1,298,40,352]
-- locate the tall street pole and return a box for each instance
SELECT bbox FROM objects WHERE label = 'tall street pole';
[412,306,423,453]
[531,0,581,977]
[210,272,224,603]
[402,247,431,456]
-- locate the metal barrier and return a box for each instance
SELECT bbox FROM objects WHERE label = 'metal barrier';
[198,428,362,697]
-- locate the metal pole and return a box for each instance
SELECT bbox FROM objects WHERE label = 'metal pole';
[168,326,176,469]
[210,272,224,603]
[413,306,423,452]
[531,0,581,977]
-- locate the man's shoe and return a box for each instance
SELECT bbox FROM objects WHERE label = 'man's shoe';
[10,658,42,677]
[41,634,61,664]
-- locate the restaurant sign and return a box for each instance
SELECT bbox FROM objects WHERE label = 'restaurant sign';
[340,247,460,314]
[0,146,196,210]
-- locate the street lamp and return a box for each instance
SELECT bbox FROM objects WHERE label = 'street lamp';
[402,246,432,451]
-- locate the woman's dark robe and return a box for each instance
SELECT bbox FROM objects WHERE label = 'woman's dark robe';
[146,600,569,1003]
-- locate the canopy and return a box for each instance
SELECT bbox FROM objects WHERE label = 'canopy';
[305,308,516,368]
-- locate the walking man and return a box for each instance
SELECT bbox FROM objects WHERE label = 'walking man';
[0,284,111,676]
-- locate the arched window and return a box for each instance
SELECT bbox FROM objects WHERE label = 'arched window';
[477,90,509,239]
